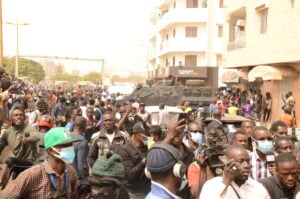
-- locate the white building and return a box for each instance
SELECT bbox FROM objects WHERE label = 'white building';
[148,0,224,80]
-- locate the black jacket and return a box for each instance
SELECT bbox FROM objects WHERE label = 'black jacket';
[117,142,150,194]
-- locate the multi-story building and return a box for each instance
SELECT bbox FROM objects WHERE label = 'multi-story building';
[223,0,300,125]
[148,0,224,86]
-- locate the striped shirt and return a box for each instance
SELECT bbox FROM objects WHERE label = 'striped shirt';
[250,150,271,180]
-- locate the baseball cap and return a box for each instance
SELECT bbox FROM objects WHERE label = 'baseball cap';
[44,127,80,149]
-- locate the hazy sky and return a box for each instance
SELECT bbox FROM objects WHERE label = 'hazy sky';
[3,0,156,75]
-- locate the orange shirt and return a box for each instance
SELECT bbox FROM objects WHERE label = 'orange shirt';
[278,113,294,128]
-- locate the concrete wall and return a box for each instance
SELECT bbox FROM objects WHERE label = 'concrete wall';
[223,0,300,68]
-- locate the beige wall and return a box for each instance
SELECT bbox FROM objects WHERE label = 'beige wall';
[223,0,300,68]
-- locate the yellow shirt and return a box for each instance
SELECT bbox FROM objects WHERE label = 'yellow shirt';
[228,107,239,115]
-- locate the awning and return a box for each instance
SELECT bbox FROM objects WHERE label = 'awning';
[248,65,296,82]
[221,71,241,84]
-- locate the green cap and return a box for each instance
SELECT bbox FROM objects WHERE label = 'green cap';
[44,127,77,149]
[92,152,125,178]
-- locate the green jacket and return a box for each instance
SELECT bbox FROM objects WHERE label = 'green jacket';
[0,125,40,163]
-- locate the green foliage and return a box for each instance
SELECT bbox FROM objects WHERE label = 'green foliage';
[51,73,80,82]
[82,72,101,83]
[51,72,101,83]
[4,57,46,84]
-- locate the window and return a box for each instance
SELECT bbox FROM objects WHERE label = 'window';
[185,55,197,67]
[259,9,268,33]
[187,0,198,8]
[174,1,176,8]
[185,27,197,37]
[166,59,169,67]
[166,34,169,40]
[219,0,224,8]
[218,25,223,37]
[216,55,222,66]
[173,29,176,37]
[172,56,175,66]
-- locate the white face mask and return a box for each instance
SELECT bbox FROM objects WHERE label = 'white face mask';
[52,146,75,164]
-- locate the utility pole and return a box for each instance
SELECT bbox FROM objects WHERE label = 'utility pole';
[6,20,29,77]
[0,0,3,67]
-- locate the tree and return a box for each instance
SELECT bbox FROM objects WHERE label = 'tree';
[51,73,80,82]
[82,72,102,83]
[4,57,46,84]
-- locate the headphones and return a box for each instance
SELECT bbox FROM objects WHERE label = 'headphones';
[145,143,186,179]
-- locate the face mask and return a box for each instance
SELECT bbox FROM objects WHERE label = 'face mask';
[143,137,153,146]
[179,175,188,191]
[257,140,273,154]
[52,147,75,164]
[191,132,205,144]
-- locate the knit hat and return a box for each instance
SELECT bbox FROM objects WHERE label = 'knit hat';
[132,122,146,134]
[146,144,179,173]
[92,152,125,178]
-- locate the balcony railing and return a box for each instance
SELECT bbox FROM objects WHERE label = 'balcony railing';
[227,39,246,50]
[156,8,209,32]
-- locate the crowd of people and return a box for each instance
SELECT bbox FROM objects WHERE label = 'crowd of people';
[207,88,296,127]
[0,68,298,199]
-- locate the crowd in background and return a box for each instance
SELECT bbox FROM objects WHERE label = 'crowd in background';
[0,67,298,199]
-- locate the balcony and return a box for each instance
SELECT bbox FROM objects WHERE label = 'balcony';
[227,39,246,51]
[158,38,207,57]
[156,8,208,32]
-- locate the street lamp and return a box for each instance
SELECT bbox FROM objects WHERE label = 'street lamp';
[6,19,29,78]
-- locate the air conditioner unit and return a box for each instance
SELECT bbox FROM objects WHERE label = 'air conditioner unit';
[236,19,245,27]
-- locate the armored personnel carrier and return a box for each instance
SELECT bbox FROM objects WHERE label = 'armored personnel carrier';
[120,67,218,107]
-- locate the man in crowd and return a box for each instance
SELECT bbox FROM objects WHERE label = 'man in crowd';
[118,122,151,199]
[52,97,67,127]
[231,131,249,149]
[240,121,255,151]
[72,116,89,184]
[242,100,254,118]
[81,152,130,199]
[274,137,294,154]
[183,122,205,152]
[65,106,82,130]
[158,103,168,129]
[0,107,40,163]
[250,126,274,180]
[278,107,295,128]
[200,145,270,199]
[207,109,223,132]
[259,153,300,198]
[0,78,15,129]
[36,115,54,162]
[270,120,288,139]
[28,100,49,126]
[145,143,188,199]
[0,127,79,198]
[138,102,151,126]
[88,111,127,167]
[163,119,194,199]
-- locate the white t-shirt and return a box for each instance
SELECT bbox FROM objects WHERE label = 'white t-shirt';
[106,132,115,143]
[200,177,270,199]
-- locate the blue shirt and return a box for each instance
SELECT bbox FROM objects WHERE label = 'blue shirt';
[145,181,181,199]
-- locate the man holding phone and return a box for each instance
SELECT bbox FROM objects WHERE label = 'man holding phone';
[200,145,270,199]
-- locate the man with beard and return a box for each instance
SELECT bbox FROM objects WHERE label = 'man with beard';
[0,107,39,163]
[200,145,270,199]
[259,153,300,199]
